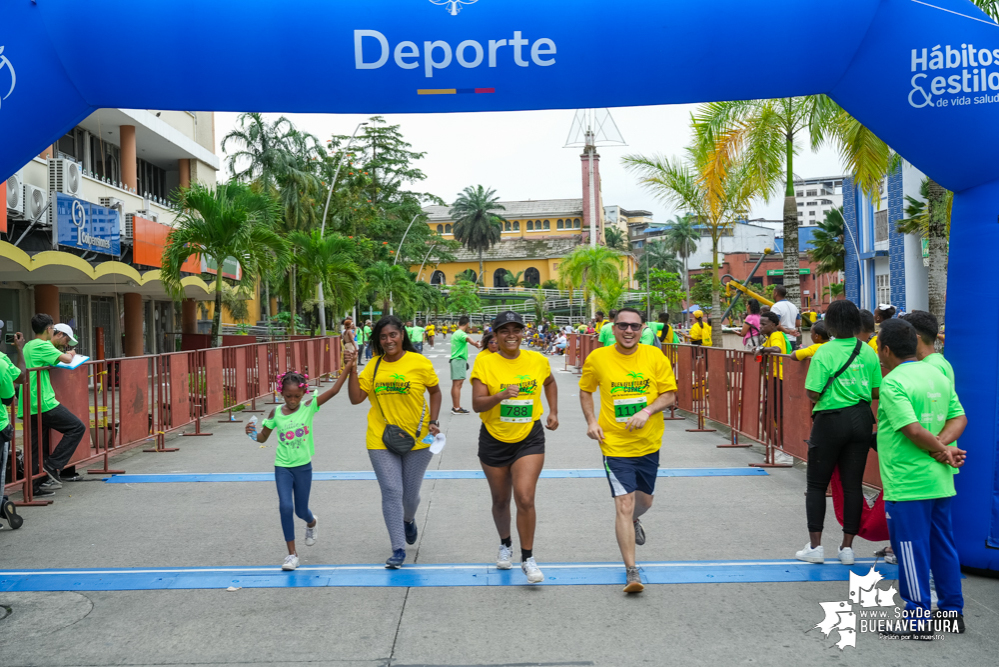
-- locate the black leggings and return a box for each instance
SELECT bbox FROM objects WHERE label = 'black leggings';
[805,402,874,535]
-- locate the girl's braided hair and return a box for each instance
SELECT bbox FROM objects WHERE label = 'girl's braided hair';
[276,370,309,392]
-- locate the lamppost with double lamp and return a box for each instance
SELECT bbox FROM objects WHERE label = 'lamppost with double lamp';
[317,121,367,336]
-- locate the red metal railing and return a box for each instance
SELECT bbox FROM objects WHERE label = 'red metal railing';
[3,336,340,504]
[663,343,882,489]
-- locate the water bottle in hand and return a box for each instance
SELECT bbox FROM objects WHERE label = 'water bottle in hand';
[247,416,258,442]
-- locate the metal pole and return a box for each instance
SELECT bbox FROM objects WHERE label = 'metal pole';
[417,244,438,281]
[317,121,368,336]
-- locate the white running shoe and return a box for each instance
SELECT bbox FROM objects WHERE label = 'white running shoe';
[838,546,855,565]
[305,516,318,547]
[796,543,825,564]
[521,557,544,584]
[496,545,513,570]
[282,554,300,571]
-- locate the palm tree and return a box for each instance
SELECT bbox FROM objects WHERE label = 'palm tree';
[455,268,478,284]
[502,270,526,289]
[808,206,846,276]
[450,185,508,285]
[593,280,625,314]
[557,246,623,318]
[222,113,297,193]
[366,261,413,316]
[660,214,700,308]
[638,241,683,277]
[604,227,627,250]
[692,96,840,311]
[624,141,757,347]
[163,182,287,347]
[289,230,361,333]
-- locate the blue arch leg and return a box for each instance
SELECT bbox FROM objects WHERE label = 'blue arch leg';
[948,181,999,573]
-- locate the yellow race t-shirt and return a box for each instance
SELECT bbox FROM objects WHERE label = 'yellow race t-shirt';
[794,341,826,360]
[868,334,879,352]
[702,324,713,347]
[689,322,704,342]
[579,345,678,458]
[764,330,791,380]
[470,350,552,443]
[425,325,435,336]
[358,351,439,450]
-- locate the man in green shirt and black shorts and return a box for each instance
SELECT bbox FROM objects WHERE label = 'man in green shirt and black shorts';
[598,310,617,347]
[875,318,967,638]
[22,314,87,497]
[449,315,481,415]
[0,332,25,528]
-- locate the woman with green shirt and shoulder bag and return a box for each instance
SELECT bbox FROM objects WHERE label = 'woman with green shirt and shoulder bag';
[796,300,882,566]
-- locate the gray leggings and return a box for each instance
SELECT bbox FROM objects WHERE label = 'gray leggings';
[368,448,434,551]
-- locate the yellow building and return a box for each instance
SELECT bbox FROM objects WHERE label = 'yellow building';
[413,199,638,288]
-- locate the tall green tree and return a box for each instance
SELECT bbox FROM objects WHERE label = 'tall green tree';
[660,214,700,308]
[604,227,627,250]
[692,96,840,311]
[365,261,413,316]
[163,182,287,347]
[638,241,683,277]
[450,185,507,285]
[624,140,757,347]
[446,280,482,316]
[289,230,361,333]
[808,206,846,276]
[557,246,623,318]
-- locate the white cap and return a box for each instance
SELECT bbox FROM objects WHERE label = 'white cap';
[53,323,78,346]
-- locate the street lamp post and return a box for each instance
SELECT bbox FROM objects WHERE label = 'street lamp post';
[317,121,367,336]
[389,212,422,316]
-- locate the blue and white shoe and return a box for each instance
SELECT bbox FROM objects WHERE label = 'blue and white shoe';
[385,549,406,569]
[404,520,418,545]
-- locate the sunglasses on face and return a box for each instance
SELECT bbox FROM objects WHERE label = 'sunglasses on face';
[614,322,643,331]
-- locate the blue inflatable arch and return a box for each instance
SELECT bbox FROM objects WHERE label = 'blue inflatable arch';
[3,0,998,571]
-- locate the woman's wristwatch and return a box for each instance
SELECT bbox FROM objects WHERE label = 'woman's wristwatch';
[429,420,439,426]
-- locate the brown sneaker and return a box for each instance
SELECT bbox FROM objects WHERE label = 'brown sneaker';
[623,566,644,593]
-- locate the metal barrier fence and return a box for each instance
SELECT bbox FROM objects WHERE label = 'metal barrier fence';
[4,336,341,506]
[565,336,882,490]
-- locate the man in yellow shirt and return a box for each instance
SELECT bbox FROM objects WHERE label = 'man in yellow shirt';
[579,307,677,594]
[688,310,705,345]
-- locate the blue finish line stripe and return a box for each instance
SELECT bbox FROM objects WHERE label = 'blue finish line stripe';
[104,468,768,484]
[0,559,893,591]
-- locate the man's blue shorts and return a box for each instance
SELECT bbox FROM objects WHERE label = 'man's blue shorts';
[603,451,659,497]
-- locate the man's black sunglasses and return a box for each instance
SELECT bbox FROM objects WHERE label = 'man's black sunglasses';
[614,322,643,331]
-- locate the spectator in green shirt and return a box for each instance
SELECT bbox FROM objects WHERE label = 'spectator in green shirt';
[22,314,87,498]
[902,310,954,386]
[874,318,967,637]
[796,300,882,566]
[0,332,26,529]
[449,315,481,414]
[598,310,617,347]
[407,321,426,354]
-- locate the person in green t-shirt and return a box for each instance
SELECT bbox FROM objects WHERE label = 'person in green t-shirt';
[361,320,373,360]
[902,310,954,387]
[449,315,481,414]
[22,314,87,498]
[0,333,26,528]
[795,300,882,566]
[874,319,967,634]
[248,357,355,571]
[407,321,426,354]
[598,310,617,347]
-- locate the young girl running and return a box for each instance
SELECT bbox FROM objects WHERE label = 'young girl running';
[246,359,355,570]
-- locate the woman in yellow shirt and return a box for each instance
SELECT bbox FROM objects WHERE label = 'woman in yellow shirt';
[471,311,558,584]
[348,316,442,570]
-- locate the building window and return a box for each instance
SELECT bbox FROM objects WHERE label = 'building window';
[806,201,817,206]
[89,135,121,184]
[504,221,511,232]
[876,274,890,305]
[57,130,81,161]
[430,270,446,285]
[527,220,534,231]
[524,267,540,286]
[445,224,452,234]
[437,224,444,234]
[543,220,550,230]
[806,189,817,196]
[513,221,520,231]
[809,211,816,216]
[137,158,167,200]
[557,219,564,229]
[574,218,581,229]
[796,190,804,197]
[875,210,889,242]
[493,268,509,288]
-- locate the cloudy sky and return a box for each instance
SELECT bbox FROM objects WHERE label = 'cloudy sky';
[214,105,846,223]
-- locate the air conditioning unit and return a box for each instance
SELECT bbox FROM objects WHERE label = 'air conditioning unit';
[5,172,23,216]
[99,197,124,210]
[124,213,136,240]
[23,183,48,221]
[48,159,82,197]
[136,209,158,223]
